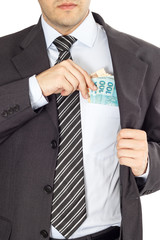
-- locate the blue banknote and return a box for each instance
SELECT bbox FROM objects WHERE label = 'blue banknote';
[88,76,119,106]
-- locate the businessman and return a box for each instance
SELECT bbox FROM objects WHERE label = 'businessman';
[0,0,160,240]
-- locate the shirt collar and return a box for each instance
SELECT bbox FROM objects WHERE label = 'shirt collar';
[41,11,98,49]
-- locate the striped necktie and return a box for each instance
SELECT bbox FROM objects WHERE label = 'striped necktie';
[51,35,87,238]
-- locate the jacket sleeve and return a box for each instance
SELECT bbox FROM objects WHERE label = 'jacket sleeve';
[0,78,41,144]
[138,76,160,196]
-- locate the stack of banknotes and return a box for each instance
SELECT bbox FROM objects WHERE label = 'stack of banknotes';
[88,68,118,106]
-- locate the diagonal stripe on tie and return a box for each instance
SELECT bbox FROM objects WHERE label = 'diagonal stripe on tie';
[51,35,87,238]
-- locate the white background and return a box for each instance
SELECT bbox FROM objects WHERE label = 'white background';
[0,0,160,239]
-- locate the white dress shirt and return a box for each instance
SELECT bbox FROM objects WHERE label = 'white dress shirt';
[29,11,149,239]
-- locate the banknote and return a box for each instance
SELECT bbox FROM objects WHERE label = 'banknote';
[88,69,118,106]
[91,68,113,78]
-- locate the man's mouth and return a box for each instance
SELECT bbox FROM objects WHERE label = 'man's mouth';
[58,3,77,10]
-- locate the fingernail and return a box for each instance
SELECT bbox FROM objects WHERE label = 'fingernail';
[93,85,97,90]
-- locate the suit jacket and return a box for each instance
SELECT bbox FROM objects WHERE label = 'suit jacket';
[0,12,160,240]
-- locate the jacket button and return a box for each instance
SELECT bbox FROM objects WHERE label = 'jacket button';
[8,107,14,115]
[40,230,48,238]
[44,185,53,194]
[14,104,20,112]
[1,110,8,118]
[51,140,57,149]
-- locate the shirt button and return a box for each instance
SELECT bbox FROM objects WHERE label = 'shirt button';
[44,185,53,194]
[51,140,57,149]
[40,230,48,238]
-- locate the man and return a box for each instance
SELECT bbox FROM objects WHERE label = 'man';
[0,0,160,240]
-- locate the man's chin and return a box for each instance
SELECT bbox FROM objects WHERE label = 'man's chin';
[56,15,80,28]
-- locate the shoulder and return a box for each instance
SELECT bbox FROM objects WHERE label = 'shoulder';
[0,25,35,44]
[93,12,160,61]
[103,21,160,70]
[0,25,35,57]
[120,30,160,55]
[117,30,160,70]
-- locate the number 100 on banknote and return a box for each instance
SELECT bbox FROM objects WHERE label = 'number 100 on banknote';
[88,76,119,106]
[98,77,114,95]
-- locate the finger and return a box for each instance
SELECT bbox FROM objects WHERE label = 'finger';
[117,139,147,150]
[118,148,147,161]
[68,60,97,91]
[67,61,91,98]
[65,71,79,92]
[54,88,64,94]
[119,157,147,176]
[118,157,135,168]
[61,60,89,98]
[117,149,139,159]
[117,129,147,141]
[59,77,74,96]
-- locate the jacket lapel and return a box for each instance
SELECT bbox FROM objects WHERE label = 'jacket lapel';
[11,19,50,78]
[11,19,58,129]
[93,12,148,129]
[107,37,148,129]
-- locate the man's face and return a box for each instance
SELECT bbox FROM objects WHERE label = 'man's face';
[38,0,91,33]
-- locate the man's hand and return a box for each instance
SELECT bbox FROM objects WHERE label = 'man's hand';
[117,129,148,177]
[36,59,97,98]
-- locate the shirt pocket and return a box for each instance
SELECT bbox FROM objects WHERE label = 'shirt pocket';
[84,102,120,119]
[80,99,121,154]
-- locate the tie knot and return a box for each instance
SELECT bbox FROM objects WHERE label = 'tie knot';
[53,35,77,53]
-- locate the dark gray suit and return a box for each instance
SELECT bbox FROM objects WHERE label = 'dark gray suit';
[0,12,160,240]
